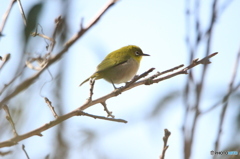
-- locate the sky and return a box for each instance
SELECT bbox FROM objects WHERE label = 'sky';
[0,0,240,159]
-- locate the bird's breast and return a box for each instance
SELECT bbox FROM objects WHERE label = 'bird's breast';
[103,58,140,84]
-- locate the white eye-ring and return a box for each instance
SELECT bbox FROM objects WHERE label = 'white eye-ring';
[135,51,140,56]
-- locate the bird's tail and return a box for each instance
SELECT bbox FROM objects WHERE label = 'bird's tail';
[79,77,90,86]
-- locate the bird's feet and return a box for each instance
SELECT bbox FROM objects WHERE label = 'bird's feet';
[113,86,124,95]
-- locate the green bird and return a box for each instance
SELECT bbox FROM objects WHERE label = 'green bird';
[79,45,149,88]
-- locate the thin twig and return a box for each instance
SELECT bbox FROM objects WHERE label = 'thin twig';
[44,97,58,118]
[145,65,184,85]
[160,129,171,159]
[31,32,55,43]
[153,64,184,79]
[79,111,126,123]
[2,105,18,137]
[101,101,114,118]
[16,0,27,26]
[0,0,16,36]
[22,144,30,159]
[151,52,218,85]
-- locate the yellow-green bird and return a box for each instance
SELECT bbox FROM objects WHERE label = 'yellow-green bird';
[79,45,149,88]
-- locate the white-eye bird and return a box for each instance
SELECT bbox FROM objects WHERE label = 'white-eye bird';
[80,45,149,88]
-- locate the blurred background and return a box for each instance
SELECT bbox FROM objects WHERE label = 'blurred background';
[0,0,240,159]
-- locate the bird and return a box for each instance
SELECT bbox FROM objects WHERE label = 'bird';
[79,45,149,89]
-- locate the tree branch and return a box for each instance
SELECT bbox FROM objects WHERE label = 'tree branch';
[0,110,126,148]
[0,0,118,108]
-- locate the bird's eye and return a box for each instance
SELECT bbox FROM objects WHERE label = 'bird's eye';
[135,51,140,56]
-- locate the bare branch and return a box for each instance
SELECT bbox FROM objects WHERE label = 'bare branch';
[0,110,126,148]
[153,64,184,78]
[80,111,126,123]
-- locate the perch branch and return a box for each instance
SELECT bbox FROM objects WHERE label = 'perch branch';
[79,52,218,110]
[0,52,217,148]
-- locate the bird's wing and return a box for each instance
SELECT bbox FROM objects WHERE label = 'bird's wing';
[96,48,132,73]
[96,57,127,73]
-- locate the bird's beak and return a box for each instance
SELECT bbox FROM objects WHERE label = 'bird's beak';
[141,53,150,56]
